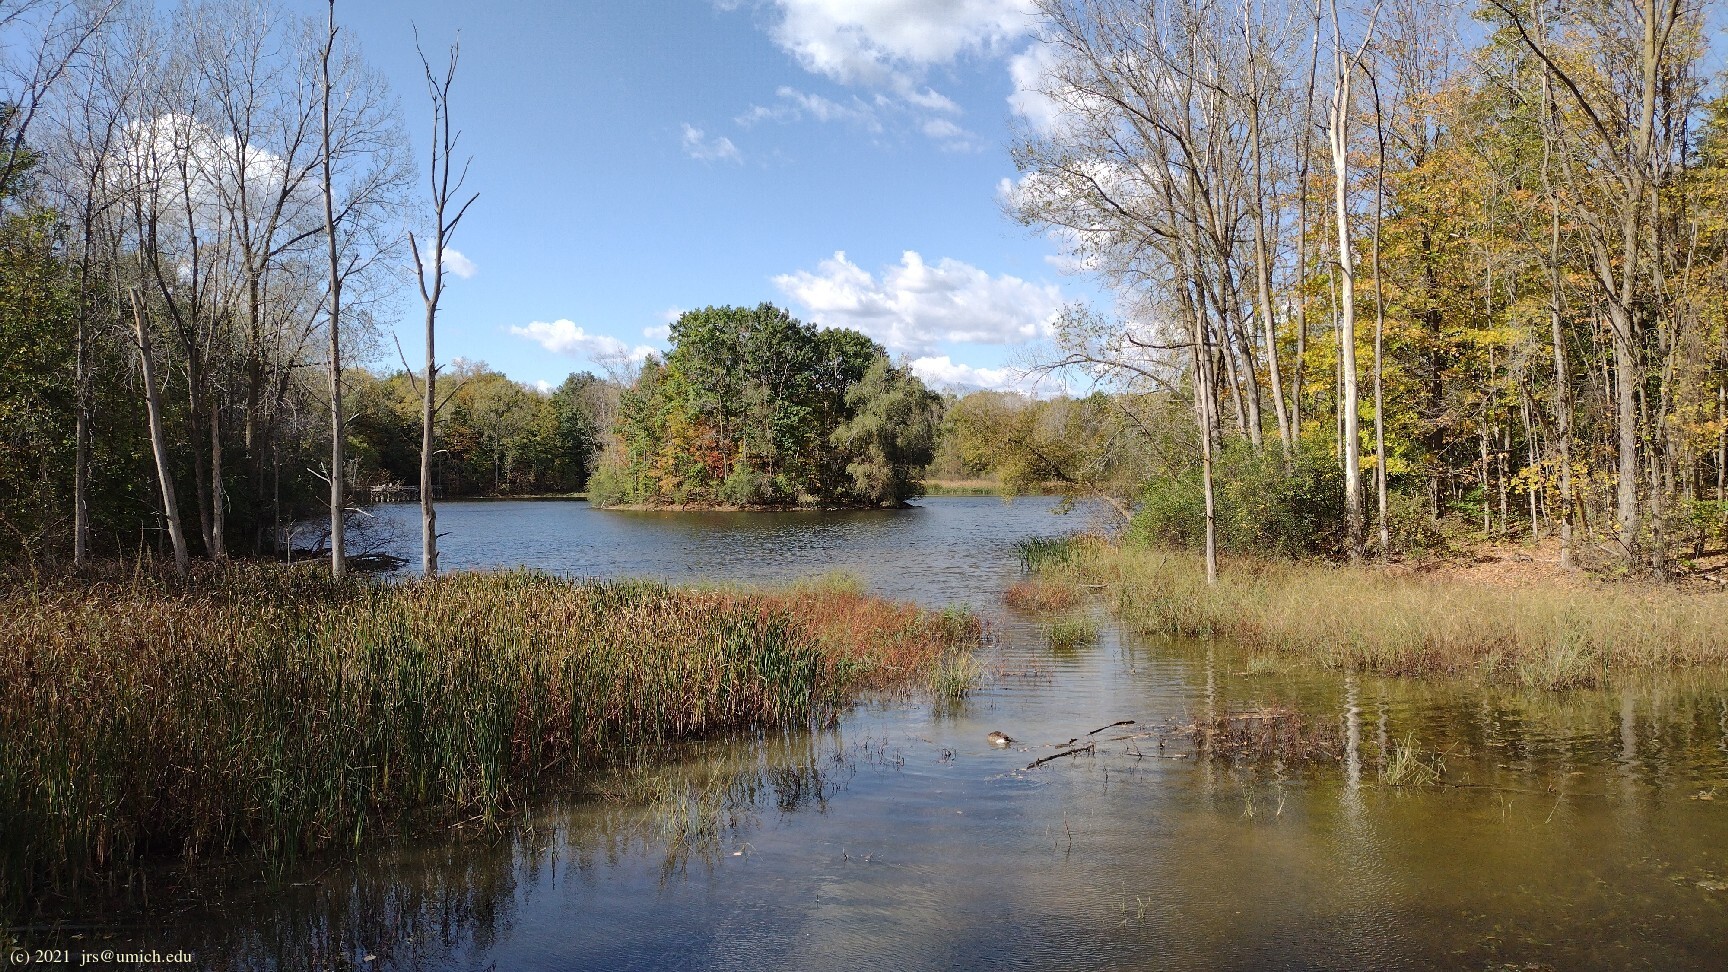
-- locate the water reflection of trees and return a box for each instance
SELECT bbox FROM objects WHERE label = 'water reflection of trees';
[66,729,865,971]
[1131,634,1728,804]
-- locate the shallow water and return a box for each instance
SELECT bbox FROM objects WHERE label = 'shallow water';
[38,498,1728,969]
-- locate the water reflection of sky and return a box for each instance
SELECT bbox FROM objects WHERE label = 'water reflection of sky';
[66,499,1728,970]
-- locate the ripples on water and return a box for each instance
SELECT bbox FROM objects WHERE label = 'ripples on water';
[72,499,1728,969]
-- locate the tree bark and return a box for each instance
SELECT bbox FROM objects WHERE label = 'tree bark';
[131,287,189,575]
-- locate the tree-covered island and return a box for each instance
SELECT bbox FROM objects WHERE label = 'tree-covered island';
[589,303,940,509]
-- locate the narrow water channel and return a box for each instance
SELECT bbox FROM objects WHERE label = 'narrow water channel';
[60,499,1728,968]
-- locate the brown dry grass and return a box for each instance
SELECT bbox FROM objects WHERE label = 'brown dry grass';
[1054,539,1728,689]
[1002,577,1083,613]
[0,565,977,906]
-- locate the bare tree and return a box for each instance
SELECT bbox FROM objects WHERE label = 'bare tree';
[315,0,408,578]
[407,29,477,579]
[0,0,117,199]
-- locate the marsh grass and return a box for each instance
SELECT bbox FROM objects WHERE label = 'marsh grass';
[1014,535,1083,572]
[0,564,977,907]
[1042,614,1100,651]
[1381,733,1445,787]
[1053,541,1728,688]
[1002,578,1081,613]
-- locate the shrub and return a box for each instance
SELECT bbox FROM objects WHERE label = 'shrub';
[1131,440,1345,557]
[586,460,638,507]
[719,462,779,506]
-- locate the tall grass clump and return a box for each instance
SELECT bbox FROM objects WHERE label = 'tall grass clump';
[1015,534,1083,572]
[0,564,977,909]
[1042,614,1100,651]
[1002,577,1081,613]
[1046,543,1728,688]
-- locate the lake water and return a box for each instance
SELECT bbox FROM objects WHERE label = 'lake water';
[60,499,1728,968]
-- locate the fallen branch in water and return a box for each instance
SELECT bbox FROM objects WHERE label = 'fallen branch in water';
[1088,719,1136,736]
[1026,742,1095,770]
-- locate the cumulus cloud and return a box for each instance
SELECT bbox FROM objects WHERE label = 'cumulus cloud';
[764,0,1034,87]
[510,320,657,364]
[908,355,1022,392]
[730,0,1034,146]
[680,123,742,163]
[442,247,477,279]
[919,117,981,151]
[773,250,1063,355]
[534,379,553,393]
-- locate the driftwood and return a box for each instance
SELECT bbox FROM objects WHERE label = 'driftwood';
[1026,742,1095,770]
[1088,719,1136,736]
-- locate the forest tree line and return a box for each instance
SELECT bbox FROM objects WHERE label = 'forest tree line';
[1007,0,1728,576]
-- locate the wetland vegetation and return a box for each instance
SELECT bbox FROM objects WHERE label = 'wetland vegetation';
[1021,534,1728,688]
[0,564,977,915]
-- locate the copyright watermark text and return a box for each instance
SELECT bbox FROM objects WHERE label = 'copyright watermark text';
[9,948,194,966]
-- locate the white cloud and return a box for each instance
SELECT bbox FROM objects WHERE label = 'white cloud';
[919,117,981,151]
[736,86,882,131]
[733,1,1034,146]
[909,355,1018,391]
[442,247,477,279]
[1007,41,1064,135]
[509,320,657,364]
[680,123,742,163]
[773,250,1063,354]
[643,324,672,340]
[534,379,553,393]
[411,242,479,280]
[765,0,1034,87]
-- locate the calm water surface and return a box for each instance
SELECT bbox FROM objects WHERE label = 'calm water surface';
[73,499,1728,968]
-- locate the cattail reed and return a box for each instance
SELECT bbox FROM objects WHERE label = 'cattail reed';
[0,565,979,908]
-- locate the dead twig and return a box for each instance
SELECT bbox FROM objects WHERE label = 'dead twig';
[1027,742,1095,770]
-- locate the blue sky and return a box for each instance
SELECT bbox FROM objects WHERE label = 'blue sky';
[299,0,1084,393]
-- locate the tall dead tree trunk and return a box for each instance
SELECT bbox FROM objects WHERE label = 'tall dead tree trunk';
[1539,30,1574,568]
[1370,72,1388,555]
[320,0,345,580]
[409,30,479,579]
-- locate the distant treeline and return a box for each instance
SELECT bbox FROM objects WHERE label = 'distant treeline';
[349,365,608,499]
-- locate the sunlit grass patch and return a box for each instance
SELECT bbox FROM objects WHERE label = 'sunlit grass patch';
[1042,614,1099,651]
[1049,542,1728,687]
[1003,577,1082,613]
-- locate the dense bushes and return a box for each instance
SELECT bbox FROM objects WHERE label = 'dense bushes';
[1132,441,1346,557]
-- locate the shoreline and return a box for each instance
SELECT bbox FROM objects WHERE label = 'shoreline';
[595,500,914,512]
[1026,536,1728,688]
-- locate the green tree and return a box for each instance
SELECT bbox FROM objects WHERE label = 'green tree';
[830,358,940,506]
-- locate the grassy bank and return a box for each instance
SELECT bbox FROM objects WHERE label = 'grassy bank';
[0,566,977,907]
[1032,537,1728,689]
